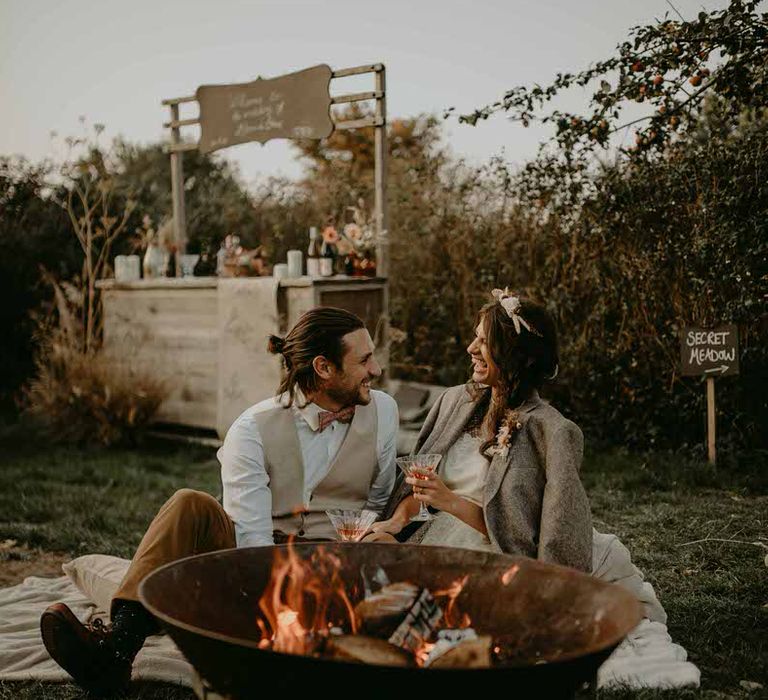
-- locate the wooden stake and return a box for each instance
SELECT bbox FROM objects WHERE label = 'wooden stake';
[706,376,716,465]
[169,103,188,274]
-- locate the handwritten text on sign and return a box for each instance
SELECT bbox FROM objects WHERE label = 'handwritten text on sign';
[196,64,334,154]
[680,325,739,377]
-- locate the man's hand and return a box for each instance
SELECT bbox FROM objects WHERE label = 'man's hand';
[361,517,404,543]
[406,469,459,514]
[368,516,406,536]
[361,531,399,543]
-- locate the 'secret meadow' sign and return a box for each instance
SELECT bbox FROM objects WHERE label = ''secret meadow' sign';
[196,64,334,154]
[680,325,739,377]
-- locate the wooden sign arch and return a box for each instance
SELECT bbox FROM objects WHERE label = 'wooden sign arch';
[161,63,389,277]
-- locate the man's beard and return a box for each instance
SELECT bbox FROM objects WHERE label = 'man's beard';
[326,377,371,407]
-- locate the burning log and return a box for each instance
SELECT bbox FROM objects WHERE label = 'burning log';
[386,588,443,654]
[325,635,416,667]
[354,582,420,638]
[428,636,493,669]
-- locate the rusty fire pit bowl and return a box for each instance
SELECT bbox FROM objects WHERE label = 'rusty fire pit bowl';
[139,543,641,699]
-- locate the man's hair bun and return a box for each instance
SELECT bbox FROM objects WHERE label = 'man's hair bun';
[267,335,285,354]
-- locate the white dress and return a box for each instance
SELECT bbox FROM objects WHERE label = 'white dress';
[412,434,496,552]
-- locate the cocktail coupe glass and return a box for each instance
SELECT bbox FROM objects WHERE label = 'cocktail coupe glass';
[325,509,380,541]
[396,454,443,522]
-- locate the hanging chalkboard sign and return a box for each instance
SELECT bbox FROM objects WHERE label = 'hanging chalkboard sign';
[196,64,334,153]
[680,324,739,377]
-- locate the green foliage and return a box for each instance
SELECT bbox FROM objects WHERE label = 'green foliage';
[289,112,490,383]
[11,130,169,446]
[0,159,80,414]
[458,0,768,159]
[441,0,768,449]
[288,102,766,448]
[562,105,768,448]
[112,140,260,254]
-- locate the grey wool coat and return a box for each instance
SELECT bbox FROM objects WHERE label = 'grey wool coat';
[383,384,593,572]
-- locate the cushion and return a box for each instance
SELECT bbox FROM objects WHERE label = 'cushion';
[61,555,131,614]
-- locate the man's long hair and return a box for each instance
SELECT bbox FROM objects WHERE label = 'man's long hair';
[469,297,559,454]
[267,307,365,407]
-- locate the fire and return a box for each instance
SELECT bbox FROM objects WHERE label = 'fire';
[433,575,472,629]
[413,640,436,667]
[257,540,358,654]
[501,564,520,585]
[255,543,511,666]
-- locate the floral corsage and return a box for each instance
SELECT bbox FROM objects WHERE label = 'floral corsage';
[486,409,523,459]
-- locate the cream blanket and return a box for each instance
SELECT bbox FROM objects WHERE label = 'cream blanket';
[0,532,700,690]
[0,571,193,686]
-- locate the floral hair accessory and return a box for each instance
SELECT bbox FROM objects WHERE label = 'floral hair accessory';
[490,288,541,336]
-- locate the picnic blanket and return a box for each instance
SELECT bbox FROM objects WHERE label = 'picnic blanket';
[0,532,700,690]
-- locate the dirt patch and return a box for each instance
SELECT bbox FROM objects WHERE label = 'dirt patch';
[0,540,71,587]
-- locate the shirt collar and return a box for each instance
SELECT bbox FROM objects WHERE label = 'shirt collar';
[280,389,323,432]
[298,401,323,432]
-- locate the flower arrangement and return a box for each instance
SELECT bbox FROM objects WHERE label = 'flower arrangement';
[339,201,377,257]
[323,201,378,276]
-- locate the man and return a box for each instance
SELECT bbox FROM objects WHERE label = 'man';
[40,306,398,695]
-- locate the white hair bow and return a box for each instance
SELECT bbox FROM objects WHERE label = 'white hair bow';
[490,288,538,336]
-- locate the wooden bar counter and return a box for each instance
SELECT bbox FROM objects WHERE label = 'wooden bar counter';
[96,276,386,438]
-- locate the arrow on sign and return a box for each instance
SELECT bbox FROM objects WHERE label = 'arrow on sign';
[704,365,730,375]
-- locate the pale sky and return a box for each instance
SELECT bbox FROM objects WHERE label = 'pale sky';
[1,0,727,187]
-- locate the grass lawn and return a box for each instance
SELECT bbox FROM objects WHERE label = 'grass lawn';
[0,424,765,699]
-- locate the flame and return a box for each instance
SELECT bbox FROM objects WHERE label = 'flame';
[501,564,520,585]
[257,539,358,654]
[413,640,436,667]
[433,575,472,629]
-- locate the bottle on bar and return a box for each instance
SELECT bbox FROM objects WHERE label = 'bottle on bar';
[165,245,177,278]
[307,227,321,278]
[320,238,335,277]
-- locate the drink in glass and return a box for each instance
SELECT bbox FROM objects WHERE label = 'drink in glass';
[325,509,379,541]
[395,454,443,522]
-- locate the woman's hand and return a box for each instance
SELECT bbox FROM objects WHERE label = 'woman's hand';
[406,469,459,514]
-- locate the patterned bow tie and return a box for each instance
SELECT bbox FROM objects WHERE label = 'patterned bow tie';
[318,406,356,432]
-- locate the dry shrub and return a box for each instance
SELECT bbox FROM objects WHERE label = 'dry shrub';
[23,273,167,447]
[24,335,167,447]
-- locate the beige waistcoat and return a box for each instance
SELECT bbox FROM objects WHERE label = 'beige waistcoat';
[254,401,378,540]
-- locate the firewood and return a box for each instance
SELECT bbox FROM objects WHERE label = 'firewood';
[324,635,415,667]
[387,588,443,653]
[428,636,492,669]
[354,582,421,638]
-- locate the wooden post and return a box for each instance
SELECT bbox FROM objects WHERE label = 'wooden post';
[373,65,388,278]
[706,377,716,464]
[373,65,389,385]
[169,103,188,274]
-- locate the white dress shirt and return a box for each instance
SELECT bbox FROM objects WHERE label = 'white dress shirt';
[218,389,398,547]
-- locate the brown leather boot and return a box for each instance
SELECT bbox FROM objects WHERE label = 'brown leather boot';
[40,602,133,696]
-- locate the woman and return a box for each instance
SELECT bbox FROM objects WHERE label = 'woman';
[367,289,592,571]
